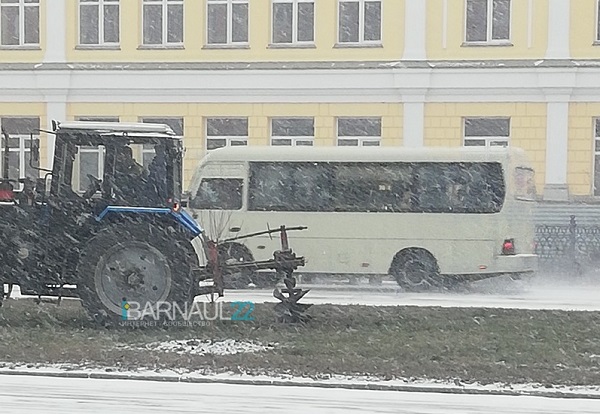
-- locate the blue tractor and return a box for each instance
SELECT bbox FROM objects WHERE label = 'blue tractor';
[0,121,309,324]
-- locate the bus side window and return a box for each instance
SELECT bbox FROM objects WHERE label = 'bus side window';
[191,178,243,210]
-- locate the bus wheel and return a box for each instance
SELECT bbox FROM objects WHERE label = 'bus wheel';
[218,243,256,289]
[390,249,440,291]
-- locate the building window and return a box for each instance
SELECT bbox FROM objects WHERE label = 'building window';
[79,0,119,46]
[336,117,381,146]
[206,118,248,150]
[142,0,183,46]
[140,117,183,167]
[0,117,40,190]
[597,0,600,42]
[0,0,39,46]
[338,0,381,44]
[207,0,248,45]
[272,0,314,44]
[594,120,600,196]
[463,117,510,148]
[271,118,314,146]
[466,0,510,43]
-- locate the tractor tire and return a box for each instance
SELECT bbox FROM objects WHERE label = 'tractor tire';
[390,249,440,292]
[76,222,198,326]
[218,243,256,289]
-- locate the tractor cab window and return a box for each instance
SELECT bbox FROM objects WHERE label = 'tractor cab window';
[74,143,163,205]
[75,145,105,193]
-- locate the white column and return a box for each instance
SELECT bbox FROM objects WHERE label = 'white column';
[543,100,570,201]
[403,101,425,147]
[43,0,67,63]
[402,0,427,60]
[45,100,67,166]
[545,0,570,59]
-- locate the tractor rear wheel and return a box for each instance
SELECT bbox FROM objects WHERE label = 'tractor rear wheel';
[77,222,197,326]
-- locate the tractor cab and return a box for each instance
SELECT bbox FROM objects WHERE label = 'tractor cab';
[1,121,308,324]
[50,121,183,209]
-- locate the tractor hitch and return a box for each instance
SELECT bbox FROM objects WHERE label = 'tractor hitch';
[200,225,311,323]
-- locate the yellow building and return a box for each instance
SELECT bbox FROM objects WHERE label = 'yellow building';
[1,0,600,202]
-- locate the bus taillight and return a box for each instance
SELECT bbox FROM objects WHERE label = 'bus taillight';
[502,239,515,255]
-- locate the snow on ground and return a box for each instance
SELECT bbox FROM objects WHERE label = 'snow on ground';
[7,273,600,311]
[2,361,600,399]
[196,274,600,311]
[116,339,277,356]
[3,375,600,414]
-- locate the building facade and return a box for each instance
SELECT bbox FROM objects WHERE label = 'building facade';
[1,0,600,201]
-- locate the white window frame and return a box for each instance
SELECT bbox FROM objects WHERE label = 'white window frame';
[73,117,119,192]
[271,0,315,45]
[593,118,600,196]
[76,145,106,192]
[78,0,120,46]
[464,0,512,44]
[206,117,249,151]
[142,0,184,46]
[0,127,39,192]
[270,117,314,146]
[206,0,249,46]
[336,117,381,147]
[596,0,600,43]
[337,0,382,45]
[463,117,510,149]
[0,0,39,47]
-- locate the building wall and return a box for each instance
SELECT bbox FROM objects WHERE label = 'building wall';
[3,0,600,200]
[567,103,597,196]
[424,102,547,191]
[64,0,405,63]
[67,102,403,186]
[570,0,600,58]
[426,0,549,60]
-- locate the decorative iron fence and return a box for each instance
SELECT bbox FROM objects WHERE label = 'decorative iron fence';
[535,215,600,273]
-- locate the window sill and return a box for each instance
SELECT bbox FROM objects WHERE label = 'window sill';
[75,45,121,51]
[593,40,600,46]
[333,42,383,49]
[202,43,250,50]
[0,45,41,50]
[137,44,185,50]
[267,43,316,49]
[461,41,513,47]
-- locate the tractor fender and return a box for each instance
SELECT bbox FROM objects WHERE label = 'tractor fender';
[95,205,203,237]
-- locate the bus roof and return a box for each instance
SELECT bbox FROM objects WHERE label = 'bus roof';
[202,146,529,164]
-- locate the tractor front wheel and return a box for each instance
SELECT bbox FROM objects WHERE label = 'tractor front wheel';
[77,222,197,326]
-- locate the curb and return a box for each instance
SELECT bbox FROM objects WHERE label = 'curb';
[1,369,599,400]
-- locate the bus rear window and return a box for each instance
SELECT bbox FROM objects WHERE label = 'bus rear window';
[248,162,505,214]
[514,167,537,201]
[191,178,243,210]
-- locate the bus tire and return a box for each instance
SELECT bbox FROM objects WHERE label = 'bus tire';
[218,243,256,289]
[390,249,440,291]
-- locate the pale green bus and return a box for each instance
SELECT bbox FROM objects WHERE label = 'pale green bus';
[188,146,538,289]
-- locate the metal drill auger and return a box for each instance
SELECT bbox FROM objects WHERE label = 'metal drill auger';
[200,225,311,323]
[271,227,312,323]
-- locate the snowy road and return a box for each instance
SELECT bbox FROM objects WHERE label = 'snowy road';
[198,276,600,311]
[7,274,600,311]
[1,375,599,414]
